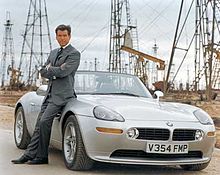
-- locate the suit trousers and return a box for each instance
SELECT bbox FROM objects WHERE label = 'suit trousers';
[24,96,64,159]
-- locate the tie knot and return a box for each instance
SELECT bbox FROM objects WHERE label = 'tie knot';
[55,48,63,63]
[59,47,63,52]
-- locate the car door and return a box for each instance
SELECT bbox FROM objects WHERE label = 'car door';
[28,88,45,134]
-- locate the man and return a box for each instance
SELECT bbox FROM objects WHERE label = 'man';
[11,24,80,164]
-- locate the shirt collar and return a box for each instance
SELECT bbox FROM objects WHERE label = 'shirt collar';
[61,43,70,50]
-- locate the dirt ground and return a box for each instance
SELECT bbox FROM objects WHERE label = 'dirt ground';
[0,105,14,130]
[0,91,220,148]
[0,91,27,130]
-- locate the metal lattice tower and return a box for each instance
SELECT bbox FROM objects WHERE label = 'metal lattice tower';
[211,0,220,89]
[1,12,15,87]
[19,0,52,86]
[109,0,122,73]
[192,0,211,92]
[109,0,141,75]
[191,0,220,99]
[164,0,220,99]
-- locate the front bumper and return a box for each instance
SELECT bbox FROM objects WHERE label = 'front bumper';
[77,115,215,165]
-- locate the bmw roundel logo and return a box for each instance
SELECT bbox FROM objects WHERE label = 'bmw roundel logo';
[166,122,174,127]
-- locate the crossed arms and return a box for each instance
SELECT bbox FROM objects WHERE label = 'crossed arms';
[40,51,80,79]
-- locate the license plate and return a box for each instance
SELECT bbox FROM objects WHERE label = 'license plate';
[146,142,188,154]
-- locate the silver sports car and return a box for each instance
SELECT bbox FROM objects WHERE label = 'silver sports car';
[14,71,216,171]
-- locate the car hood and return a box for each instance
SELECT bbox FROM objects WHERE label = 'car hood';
[78,95,199,122]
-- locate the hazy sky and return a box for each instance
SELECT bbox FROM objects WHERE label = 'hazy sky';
[0,0,195,84]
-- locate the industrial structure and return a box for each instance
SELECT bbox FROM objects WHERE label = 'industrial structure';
[0,12,18,89]
[1,0,51,89]
[165,0,220,100]
[18,0,52,87]
[109,0,165,86]
[109,0,139,74]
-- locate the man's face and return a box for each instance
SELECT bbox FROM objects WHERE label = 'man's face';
[56,30,71,47]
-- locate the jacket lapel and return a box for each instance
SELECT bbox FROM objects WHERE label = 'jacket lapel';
[52,49,60,66]
[52,45,73,66]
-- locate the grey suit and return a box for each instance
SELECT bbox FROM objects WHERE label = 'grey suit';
[41,44,80,105]
[24,44,80,159]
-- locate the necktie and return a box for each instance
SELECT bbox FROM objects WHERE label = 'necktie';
[54,47,63,65]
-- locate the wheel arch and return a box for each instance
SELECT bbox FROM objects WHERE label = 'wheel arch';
[14,103,23,117]
[14,102,32,138]
[60,111,90,156]
[61,110,94,170]
[14,102,31,149]
[61,111,77,135]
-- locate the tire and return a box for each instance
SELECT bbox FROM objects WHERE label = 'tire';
[62,115,94,170]
[14,106,31,149]
[180,161,210,171]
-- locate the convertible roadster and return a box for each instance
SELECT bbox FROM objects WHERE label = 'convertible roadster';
[13,71,215,171]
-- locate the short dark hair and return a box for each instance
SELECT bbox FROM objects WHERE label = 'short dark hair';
[55,24,71,35]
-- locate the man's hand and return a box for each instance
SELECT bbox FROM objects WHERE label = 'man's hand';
[37,66,43,71]
[60,63,66,70]
[46,63,51,71]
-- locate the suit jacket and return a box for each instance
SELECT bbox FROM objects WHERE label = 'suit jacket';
[40,44,80,106]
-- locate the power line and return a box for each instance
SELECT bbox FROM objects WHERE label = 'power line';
[81,22,109,53]
[70,0,99,31]
[49,1,88,24]
[138,0,175,36]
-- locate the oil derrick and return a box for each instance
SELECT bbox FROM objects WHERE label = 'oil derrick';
[108,0,164,86]
[18,0,52,87]
[193,0,220,100]
[164,0,220,99]
[0,12,15,88]
[192,0,213,93]
[109,0,143,78]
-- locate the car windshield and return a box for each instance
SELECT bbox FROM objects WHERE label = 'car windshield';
[75,71,152,98]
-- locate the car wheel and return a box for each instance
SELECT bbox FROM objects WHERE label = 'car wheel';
[14,106,31,149]
[180,161,210,171]
[62,115,94,170]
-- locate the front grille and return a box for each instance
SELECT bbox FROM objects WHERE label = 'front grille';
[136,128,170,140]
[173,129,196,141]
[110,150,202,159]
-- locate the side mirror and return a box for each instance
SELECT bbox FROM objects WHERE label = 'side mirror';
[153,90,164,101]
[36,85,48,96]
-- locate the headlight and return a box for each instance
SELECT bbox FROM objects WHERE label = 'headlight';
[193,109,214,125]
[195,129,204,141]
[93,106,125,122]
[127,128,139,139]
